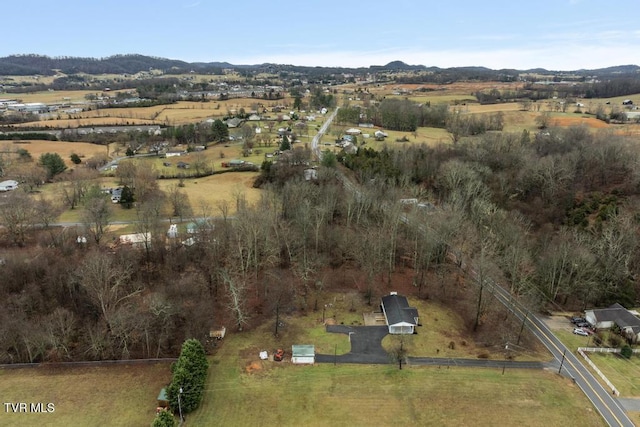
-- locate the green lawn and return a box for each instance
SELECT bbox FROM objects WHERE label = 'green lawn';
[0,362,172,427]
[587,353,640,397]
[189,359,604,427]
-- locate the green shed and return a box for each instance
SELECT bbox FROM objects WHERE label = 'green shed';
[291,345,315,364]
[157,388,169,408]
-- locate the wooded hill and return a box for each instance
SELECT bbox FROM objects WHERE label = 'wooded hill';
[1,54,638,80]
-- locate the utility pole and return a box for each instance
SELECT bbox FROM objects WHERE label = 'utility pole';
[517,312,528,346]
[558,349,567,374]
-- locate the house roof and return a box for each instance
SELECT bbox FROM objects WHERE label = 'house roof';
[381,294,418,326]
[591,303,640,331]
[292,345,315,357]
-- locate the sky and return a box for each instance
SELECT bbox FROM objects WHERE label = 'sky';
[2,0,639,71]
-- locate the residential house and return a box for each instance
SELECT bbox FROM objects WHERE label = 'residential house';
[585,303,640,343]
[381,292,419,335]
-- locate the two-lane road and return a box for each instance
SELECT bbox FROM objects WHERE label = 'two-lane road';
[487,279,633,427]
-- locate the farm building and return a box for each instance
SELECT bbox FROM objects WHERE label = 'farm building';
[0,180,19,192]
[381,292,419,335]
[291,345,315,364]
[585,303,640,343]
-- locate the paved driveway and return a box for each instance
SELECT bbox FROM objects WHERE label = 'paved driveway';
[315,325,554,370]
[315,325,390,364]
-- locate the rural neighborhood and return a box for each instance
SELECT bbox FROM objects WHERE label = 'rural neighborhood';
[2,5,640,424]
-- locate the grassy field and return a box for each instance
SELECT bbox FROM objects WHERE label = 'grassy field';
[188,363,604,427]
[588,353,640,397]
[0,362,172,427]
[1,140,109,167]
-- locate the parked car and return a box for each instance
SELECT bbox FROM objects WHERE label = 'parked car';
[576,322,591,328]
[570,317,586,324]
[573,328,589,336]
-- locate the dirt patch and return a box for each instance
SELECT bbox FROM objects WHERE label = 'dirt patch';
[550,115,610,129]
[245,361,263,374]
[542,315,573,331]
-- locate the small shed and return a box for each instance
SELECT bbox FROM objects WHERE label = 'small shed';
[291,345,315,364]
[157,388,169,408]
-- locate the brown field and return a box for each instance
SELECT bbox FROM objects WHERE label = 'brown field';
[14,98,298,128]
[1,89,98,104]
[156,171,262,211]
[1,140,108,167]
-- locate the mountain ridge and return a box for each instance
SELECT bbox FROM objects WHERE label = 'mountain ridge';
[0,54,638,77]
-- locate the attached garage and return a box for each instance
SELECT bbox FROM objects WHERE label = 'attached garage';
[381,292,419,335]
[291,345,315,364]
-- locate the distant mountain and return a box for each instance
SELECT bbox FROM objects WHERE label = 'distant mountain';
[371,61,427,71]
[0,54,638,78]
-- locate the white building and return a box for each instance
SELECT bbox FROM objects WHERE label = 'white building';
[0,180,18,192]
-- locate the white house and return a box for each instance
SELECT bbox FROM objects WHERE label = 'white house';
[0,180,18,192]
[585,303,640,343]
[291,345,315,364]
[381,292,419,335]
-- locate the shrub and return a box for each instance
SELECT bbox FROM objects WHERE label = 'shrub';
[152,409,177,427]
[608,334,623,348]
[621,345,633,359]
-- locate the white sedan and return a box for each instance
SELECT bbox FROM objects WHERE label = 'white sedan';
[573,328,589,336]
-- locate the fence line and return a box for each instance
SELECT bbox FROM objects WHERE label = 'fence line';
[577,348,619,396]
[0,358,177,370]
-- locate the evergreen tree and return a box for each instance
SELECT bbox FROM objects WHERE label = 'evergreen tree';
[211,119,229,142]
[39,152,67,180]
[167,339,208,414]
[280,134,291,151]
[119,185,135,209]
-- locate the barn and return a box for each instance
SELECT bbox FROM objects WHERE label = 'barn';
[381,292,419,335]
[291,345,315,364]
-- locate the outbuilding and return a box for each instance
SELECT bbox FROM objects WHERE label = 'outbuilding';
[291,345,315,364]
[157,388,169,409]
[381,292,419,335]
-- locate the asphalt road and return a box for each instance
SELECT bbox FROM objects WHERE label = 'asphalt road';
[485,277,634,427]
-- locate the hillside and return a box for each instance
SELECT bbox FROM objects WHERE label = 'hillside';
[1,54,638,78]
